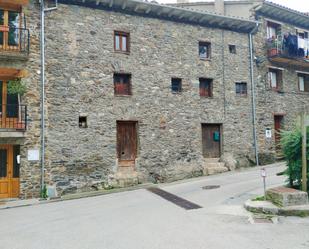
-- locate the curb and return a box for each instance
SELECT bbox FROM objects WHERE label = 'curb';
[0,183,155,210]
[244,200,309,217]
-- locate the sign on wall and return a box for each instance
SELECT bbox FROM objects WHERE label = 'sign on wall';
[27,149,40,161]
[265,128,272,139]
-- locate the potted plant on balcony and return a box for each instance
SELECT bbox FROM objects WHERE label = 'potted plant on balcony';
[267,37,282,57]
[7,78,26,129]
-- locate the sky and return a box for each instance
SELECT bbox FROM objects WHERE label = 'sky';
[157,0,309,13]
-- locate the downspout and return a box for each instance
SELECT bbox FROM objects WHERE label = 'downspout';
[249,22,260,166]
[40,0,46,197]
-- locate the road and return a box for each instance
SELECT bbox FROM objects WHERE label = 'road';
[1,163,309,249]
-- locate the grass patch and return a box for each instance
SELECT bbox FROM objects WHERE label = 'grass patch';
[252,196,265,201]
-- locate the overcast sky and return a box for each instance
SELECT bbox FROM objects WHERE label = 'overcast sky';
[157,0,309,12]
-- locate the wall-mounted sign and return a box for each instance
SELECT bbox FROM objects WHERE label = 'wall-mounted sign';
[265,128,272,139]
[28,149,40,161]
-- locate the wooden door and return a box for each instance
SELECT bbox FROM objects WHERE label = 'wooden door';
[274,115,283,148]
[0,144,19,198]
[202,124,221,158]
[117,121,137,165]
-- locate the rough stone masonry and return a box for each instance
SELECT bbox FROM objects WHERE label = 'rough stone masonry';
[39,3,255,195]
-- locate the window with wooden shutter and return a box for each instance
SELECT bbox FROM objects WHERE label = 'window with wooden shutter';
[114,73,132,96]
[268,68,283,91]
[298,74,309,92]
[199,78,213,97]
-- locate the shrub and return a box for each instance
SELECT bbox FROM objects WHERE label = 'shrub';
[280,126,309,191]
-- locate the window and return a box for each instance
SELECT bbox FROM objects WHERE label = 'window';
[199,78,213,97]
[171,78,182,93]
[199,41,211,59]
[298,74,309,92]
[268,68,282,90]
[266,21,281,39]
[235,82,247,96]
[79,116,87,128]
[114,73,132,96]
[114,31,130,53]
[0,8,21,49]
[229,45,236,54]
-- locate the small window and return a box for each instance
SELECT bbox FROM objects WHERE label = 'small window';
[298,74,309,92]
[235,82,247,96]
[199,41,211,60]
[114,73,132,96]
[199,78,213,97]
[268,68,282,90]
[229,45,236,54]
[79,116,87,128]
[114,31,130,53]
[171,78,182,93]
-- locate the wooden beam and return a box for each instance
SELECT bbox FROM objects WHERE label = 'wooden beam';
[0,68,28,80]
[0,0,28,5]
[145,7,151,14]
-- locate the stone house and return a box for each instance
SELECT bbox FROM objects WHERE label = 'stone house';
[171,0,309,162]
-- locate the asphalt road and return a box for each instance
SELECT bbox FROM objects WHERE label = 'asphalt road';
[1,163,309,249]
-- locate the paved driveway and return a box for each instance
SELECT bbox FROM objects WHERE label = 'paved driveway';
[1,163,309,249]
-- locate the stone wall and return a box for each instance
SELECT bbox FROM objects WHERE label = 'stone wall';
[43,4,255,194]
[253,18,309,164]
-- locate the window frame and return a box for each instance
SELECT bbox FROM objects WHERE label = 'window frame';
[114,31,130,54]
[235,82,247,97]
[198,41,211,60]
[298,73,309,92]
[113,73,132,96]
[199,78,213,97]
[266,21,281,39]
[171,78,182,93]
[268,68,282,91]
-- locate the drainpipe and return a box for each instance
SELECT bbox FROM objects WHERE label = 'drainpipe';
[40,0,46,197]
[249,22,260,166]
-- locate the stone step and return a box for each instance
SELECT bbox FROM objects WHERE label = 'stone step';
[204,158,220,163]
[266,187,309,207]
[205,166,229,175]
[205,162,226,168]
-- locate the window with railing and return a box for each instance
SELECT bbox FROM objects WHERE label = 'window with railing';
[0,8,29,54]
[0,80,27,130]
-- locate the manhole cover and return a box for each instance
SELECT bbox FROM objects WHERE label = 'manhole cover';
[202,185,220,190]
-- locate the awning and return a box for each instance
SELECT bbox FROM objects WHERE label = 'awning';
[255,1,309,30]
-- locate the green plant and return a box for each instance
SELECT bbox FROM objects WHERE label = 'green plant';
[41,185,48,199]
[252,196,265,201]
[7,79,26,96]
[280,126,309,191]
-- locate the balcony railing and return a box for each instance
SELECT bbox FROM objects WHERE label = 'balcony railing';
[0,27,30,55]
[267,35,309,68]
[0,104,27,131]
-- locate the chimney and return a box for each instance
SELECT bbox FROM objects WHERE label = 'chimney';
[214,0,225,15]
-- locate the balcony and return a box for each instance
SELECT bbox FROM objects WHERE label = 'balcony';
[267,36,309,69]
[0,27,30,61]
[0,104,27,132]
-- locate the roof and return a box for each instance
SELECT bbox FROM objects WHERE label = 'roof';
[58,0,258,33]
[255,1,309,29]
